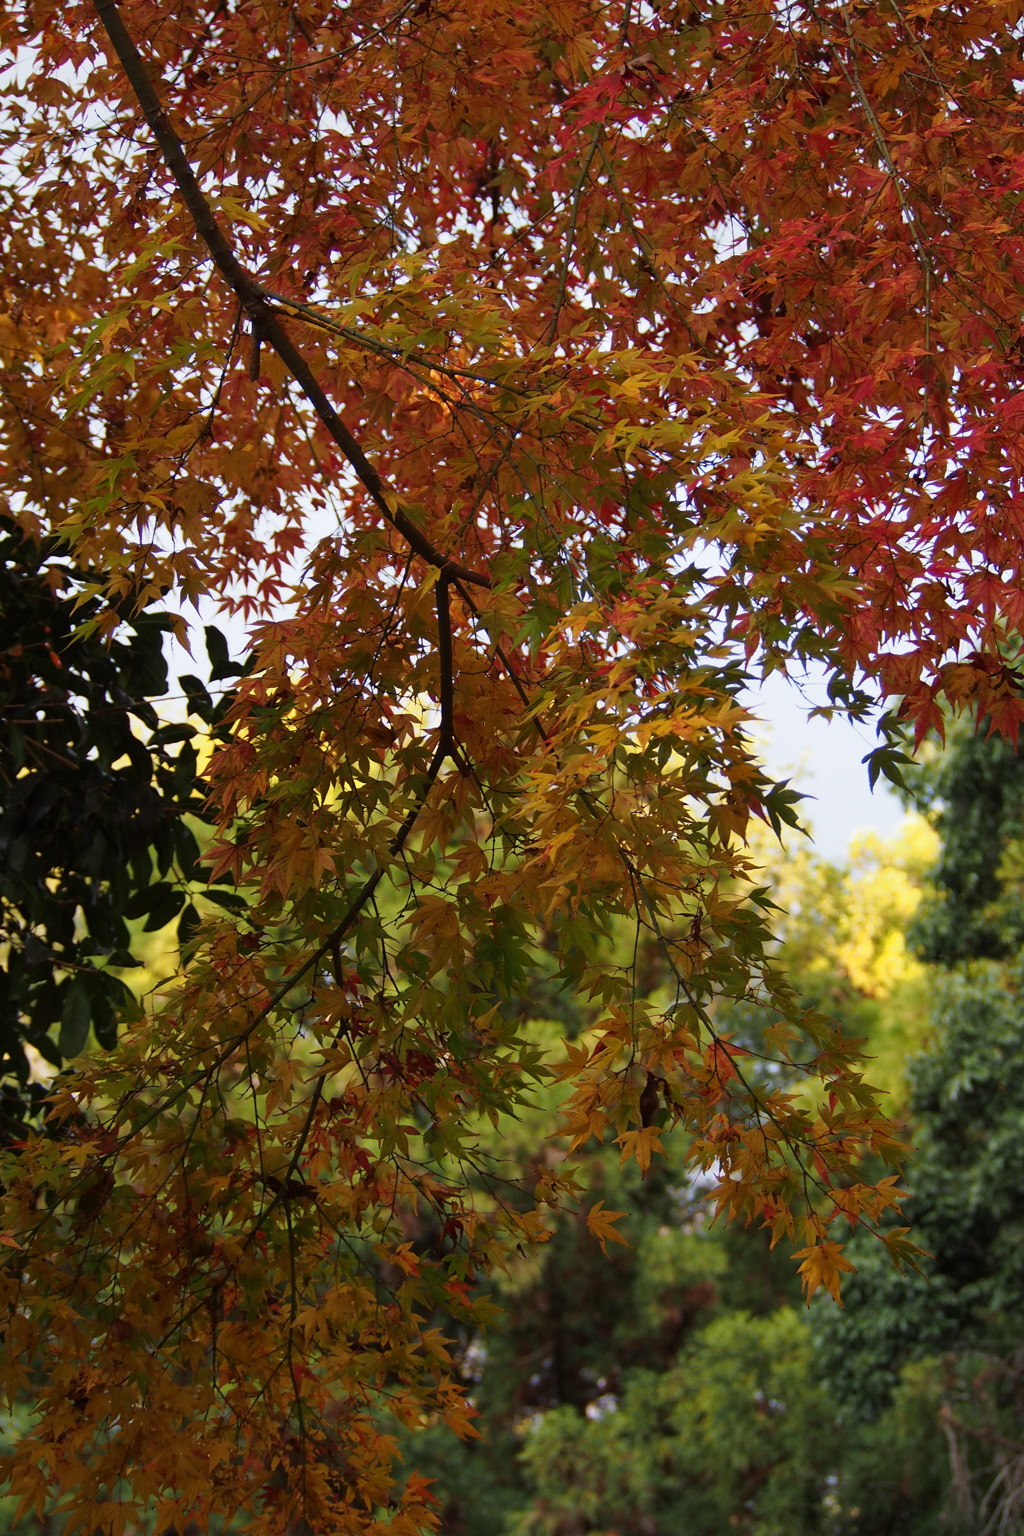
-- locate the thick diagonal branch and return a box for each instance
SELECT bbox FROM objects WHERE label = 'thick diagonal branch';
[91,0,490,590]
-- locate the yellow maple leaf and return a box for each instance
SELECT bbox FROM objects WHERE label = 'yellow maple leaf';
[616,1124,664,1175]
[794,1240,856,1303]
[586,1200,631,1256]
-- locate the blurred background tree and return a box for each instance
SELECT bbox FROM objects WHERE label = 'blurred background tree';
[387,725,1024,1536]
[817,724,1024,1534]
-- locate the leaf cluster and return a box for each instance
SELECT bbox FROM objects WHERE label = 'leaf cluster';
[0,518,221,1136]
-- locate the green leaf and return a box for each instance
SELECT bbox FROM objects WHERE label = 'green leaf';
[123,880,177,920]
[59,978,92,1058]
[108,949,144,968]
[151,723,198,747]
[203,886,248,912]
[142,888,186,932]
[205,624,245,682]
[862,745,914,792]
[177,903,202,946]
[179,673,214,722]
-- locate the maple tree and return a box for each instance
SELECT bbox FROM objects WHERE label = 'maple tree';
[2,0,1024,1530]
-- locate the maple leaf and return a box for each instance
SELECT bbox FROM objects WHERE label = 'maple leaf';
[586,1200,631,1257]
[616,1124,665,1175]
[793,1241,858,1305]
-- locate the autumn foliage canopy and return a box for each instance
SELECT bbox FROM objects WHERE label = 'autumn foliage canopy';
[1,0,1024,1529]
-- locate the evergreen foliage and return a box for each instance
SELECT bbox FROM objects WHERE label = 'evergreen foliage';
[0,519,222,1140]
[908,729,1024,965]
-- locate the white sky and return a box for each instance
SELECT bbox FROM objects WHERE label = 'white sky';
[746,668,904,863]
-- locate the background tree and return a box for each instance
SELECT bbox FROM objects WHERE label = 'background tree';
[420,744,1024,1536]
[3,0,1024,1530]
[817,725,1024,1533]
[400,816,934,1536]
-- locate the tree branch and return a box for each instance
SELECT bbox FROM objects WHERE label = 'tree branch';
[435,574,455,760]
[90,0,490,590]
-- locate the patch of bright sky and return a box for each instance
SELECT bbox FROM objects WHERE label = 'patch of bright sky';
[744,667,904,864]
